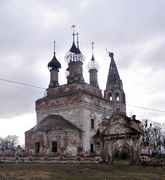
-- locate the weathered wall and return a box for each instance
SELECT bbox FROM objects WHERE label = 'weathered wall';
[25,129,81,156]
[95,114,143,164]
[35,84,113,153]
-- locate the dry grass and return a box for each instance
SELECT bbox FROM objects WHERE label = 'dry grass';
[0,161,164,180]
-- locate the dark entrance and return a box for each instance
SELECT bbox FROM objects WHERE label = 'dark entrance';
[90,144,95,153]
[52,141,58,153]
[35,142,40,154]
[113,147,130,160]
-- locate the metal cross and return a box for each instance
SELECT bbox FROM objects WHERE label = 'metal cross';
[71,25,76,42]
[53,40,56,54]
[92,41,94,54]
[106,49,114,59]
[76,32,79,47]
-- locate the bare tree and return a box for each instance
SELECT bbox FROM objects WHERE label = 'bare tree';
[0,135,18,152]
[142,119,162,156]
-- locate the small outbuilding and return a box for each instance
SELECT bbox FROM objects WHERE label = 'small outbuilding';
[94,113,143,164]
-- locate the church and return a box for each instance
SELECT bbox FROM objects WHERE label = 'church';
[25,27,127,157]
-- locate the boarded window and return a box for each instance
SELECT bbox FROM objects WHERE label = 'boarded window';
[52,141,58,153]
[35,142,40,154]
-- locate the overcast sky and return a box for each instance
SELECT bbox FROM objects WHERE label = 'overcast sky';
[0,0,165,144]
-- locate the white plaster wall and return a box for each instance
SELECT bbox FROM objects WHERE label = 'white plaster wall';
[36,105,83,128]
[81,108,105,152]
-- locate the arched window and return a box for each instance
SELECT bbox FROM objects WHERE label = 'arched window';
[109,93,113,101]
[115,93,120,101]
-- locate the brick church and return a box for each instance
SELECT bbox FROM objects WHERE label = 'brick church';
[25,27,127,157]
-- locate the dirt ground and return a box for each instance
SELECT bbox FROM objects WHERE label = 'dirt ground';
[0,161,165,180]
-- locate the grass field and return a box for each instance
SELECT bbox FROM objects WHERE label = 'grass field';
[0,161,165,180]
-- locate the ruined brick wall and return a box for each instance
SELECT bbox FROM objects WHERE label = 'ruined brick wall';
[95,114,142,164]
[35,83,113,153]
[25,128,81,156]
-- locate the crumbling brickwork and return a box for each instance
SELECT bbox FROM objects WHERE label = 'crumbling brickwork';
[94,113,143,164]
[25,115,81,156]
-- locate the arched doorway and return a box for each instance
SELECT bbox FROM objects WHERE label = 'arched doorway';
[113,145,130,160]
[112,142,131,165]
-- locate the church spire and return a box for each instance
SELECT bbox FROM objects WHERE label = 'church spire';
[104,51,126,114]
[53,40,56,55]
[106,52,120,90]
[88,41,98,69]
[76,32,79,49]
[69,25,77,54]
[76,32,81,54]
[91,41,95,61]
[72,25,76,43]
[88,42,99,88]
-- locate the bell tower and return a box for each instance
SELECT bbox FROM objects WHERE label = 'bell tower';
[104,51,126,114]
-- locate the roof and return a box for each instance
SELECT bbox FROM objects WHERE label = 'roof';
[94,113,143,138]
[76,46,82,54]
[48,53,61,70]
[69,42,78,53]
[113,113,143,133]
[91,54,95,61]
[106,53,121,89]
[27,114,82,133]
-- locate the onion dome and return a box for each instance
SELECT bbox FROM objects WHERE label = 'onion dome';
[48,41,61,71]
[69,41,77,53]
[48,53,61,71]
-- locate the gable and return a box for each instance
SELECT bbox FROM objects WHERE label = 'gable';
[98,113,142,136]
[27,114,82,133]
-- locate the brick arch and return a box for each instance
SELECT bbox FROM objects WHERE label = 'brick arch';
[104,139,138,165]
[112,140,131,159]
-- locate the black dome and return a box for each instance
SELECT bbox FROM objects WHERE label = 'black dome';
[48,53,61,71]
[69,42,77,53]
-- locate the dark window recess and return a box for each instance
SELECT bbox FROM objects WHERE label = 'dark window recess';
[116,108,120,112]
[35,142,40,153]
[52,141,58,153]
[91,119,95,129]
[77,146,83,153]
[90,144,95,153]
[96,142,100,146]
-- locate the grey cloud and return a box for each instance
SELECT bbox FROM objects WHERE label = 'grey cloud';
[0,0,165,120]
